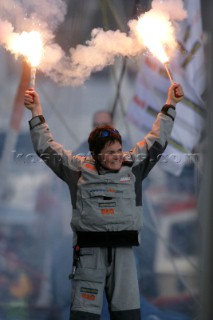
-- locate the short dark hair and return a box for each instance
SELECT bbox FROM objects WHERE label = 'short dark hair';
[88,125,122,157]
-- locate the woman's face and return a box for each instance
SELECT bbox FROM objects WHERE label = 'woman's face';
[99,140,123,171]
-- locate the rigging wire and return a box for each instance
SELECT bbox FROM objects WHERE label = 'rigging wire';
[100,0,138,143]
[38,85,80,145]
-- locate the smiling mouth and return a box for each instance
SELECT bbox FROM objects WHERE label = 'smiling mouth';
[111,162,122,167]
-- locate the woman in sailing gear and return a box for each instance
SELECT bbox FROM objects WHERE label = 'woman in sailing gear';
[24,83,184,320]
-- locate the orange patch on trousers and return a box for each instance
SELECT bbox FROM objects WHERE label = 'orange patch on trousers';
[82,293,96,301]
[101,208,114,214]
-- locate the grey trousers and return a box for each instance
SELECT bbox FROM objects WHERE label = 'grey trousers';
[69,247,141,320]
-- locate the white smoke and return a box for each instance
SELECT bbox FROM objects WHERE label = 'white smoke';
[0,0,66,31]
[151,0,187,21]
[0,0,187,86]
[44,27,144,86]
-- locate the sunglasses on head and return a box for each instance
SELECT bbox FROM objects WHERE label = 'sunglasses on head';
[98,128,120,138]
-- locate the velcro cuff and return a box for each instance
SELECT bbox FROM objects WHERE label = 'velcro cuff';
[29,115,45,130]
[161,104,176,121]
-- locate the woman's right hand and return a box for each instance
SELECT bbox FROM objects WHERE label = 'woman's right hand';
[24,89,42,117]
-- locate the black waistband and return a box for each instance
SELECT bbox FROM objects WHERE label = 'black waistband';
[76,230,139,247]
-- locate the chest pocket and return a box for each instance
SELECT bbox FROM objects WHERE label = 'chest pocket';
[78,184,136,229]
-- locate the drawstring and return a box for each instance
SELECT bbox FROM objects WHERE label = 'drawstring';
[69,245,80,279]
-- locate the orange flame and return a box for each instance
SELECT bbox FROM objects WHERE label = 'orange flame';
[8,31,43,67]
[135,11,177,63]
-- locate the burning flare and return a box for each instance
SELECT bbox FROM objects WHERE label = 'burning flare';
[135,11,176,63]
[135,9,178,84]
[8,31,43,67]
[8,31,43,87]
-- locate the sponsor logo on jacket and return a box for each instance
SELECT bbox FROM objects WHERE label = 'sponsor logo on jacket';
[120,176,131,182]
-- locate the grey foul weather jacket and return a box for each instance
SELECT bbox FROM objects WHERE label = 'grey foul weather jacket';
[29,105,176,247]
